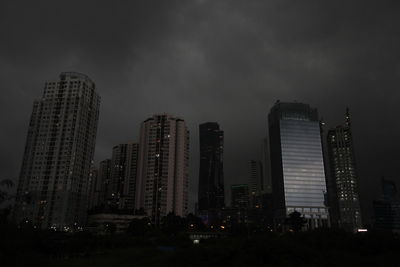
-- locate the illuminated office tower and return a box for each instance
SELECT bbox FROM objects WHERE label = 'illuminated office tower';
[268,101,329,229]
[327,109,362,232]
[135,114,189,224]
[13,72,100,229]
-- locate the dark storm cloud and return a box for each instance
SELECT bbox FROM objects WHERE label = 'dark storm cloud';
[1,0,400,220]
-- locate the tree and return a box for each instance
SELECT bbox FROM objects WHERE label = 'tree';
[104,222,117,234]
[0,179,14,225]
[186,213,205,231]
[134,208,146,215]
[161,213,186,235]
[127,217,152,236]
[0,179,13,204]
[286,211,307,232]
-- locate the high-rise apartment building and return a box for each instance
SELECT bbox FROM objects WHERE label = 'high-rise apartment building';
[13,72,100,229]
[198,122,224,212]
[326,109,362,232]
[135,114,189,224]
[107,143,139,211]
[123,143,139,211]
[268,101,329,229]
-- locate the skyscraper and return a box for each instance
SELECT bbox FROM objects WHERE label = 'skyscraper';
[13,72,100,229]
[326,109,362,232]
[107,143,139,211]
[249,160,263,209]
[135,114,189,224]
[198,122,224,212]
[268,101,329,229]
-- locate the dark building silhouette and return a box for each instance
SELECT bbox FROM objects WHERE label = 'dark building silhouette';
[107,143,139,211]
[373,177,400,233]
[268,101,329,229]
[326,109,362,232]
[13,72,100,229]
[262,138,273,194]
[96,159,112,208]
[382,178,398,201]
[249,160,263,209]
[231,184,249,209]
[87,167,99,210]
[198,122,224,212]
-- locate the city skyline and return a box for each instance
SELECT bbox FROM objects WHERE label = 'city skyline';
[1,1,400,225]
[5,72,398,222]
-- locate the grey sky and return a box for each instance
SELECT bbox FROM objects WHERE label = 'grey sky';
[1,0,400,222]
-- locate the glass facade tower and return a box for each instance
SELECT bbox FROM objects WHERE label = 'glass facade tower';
[268,101,329,229]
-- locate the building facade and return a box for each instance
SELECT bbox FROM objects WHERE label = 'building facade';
[262,138,273,194]
[231,184,250,209]
[198,122,225,212]
[13,72,100,229]
[326,109,362,232]
[268,101,329,229]
[135,114,189,224]
[87,167,99,210]
[106,143,139,211]
[373,177,400,233]
[95,159,112,208]
[249,160,263,209]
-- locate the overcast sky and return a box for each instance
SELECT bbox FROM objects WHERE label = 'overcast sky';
[1,0,400,222]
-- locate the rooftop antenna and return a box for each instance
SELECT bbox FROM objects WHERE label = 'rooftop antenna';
[345,107,351,127]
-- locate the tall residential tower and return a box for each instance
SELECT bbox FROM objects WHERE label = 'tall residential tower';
[135,114,189,224]
[13,72,100,229]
